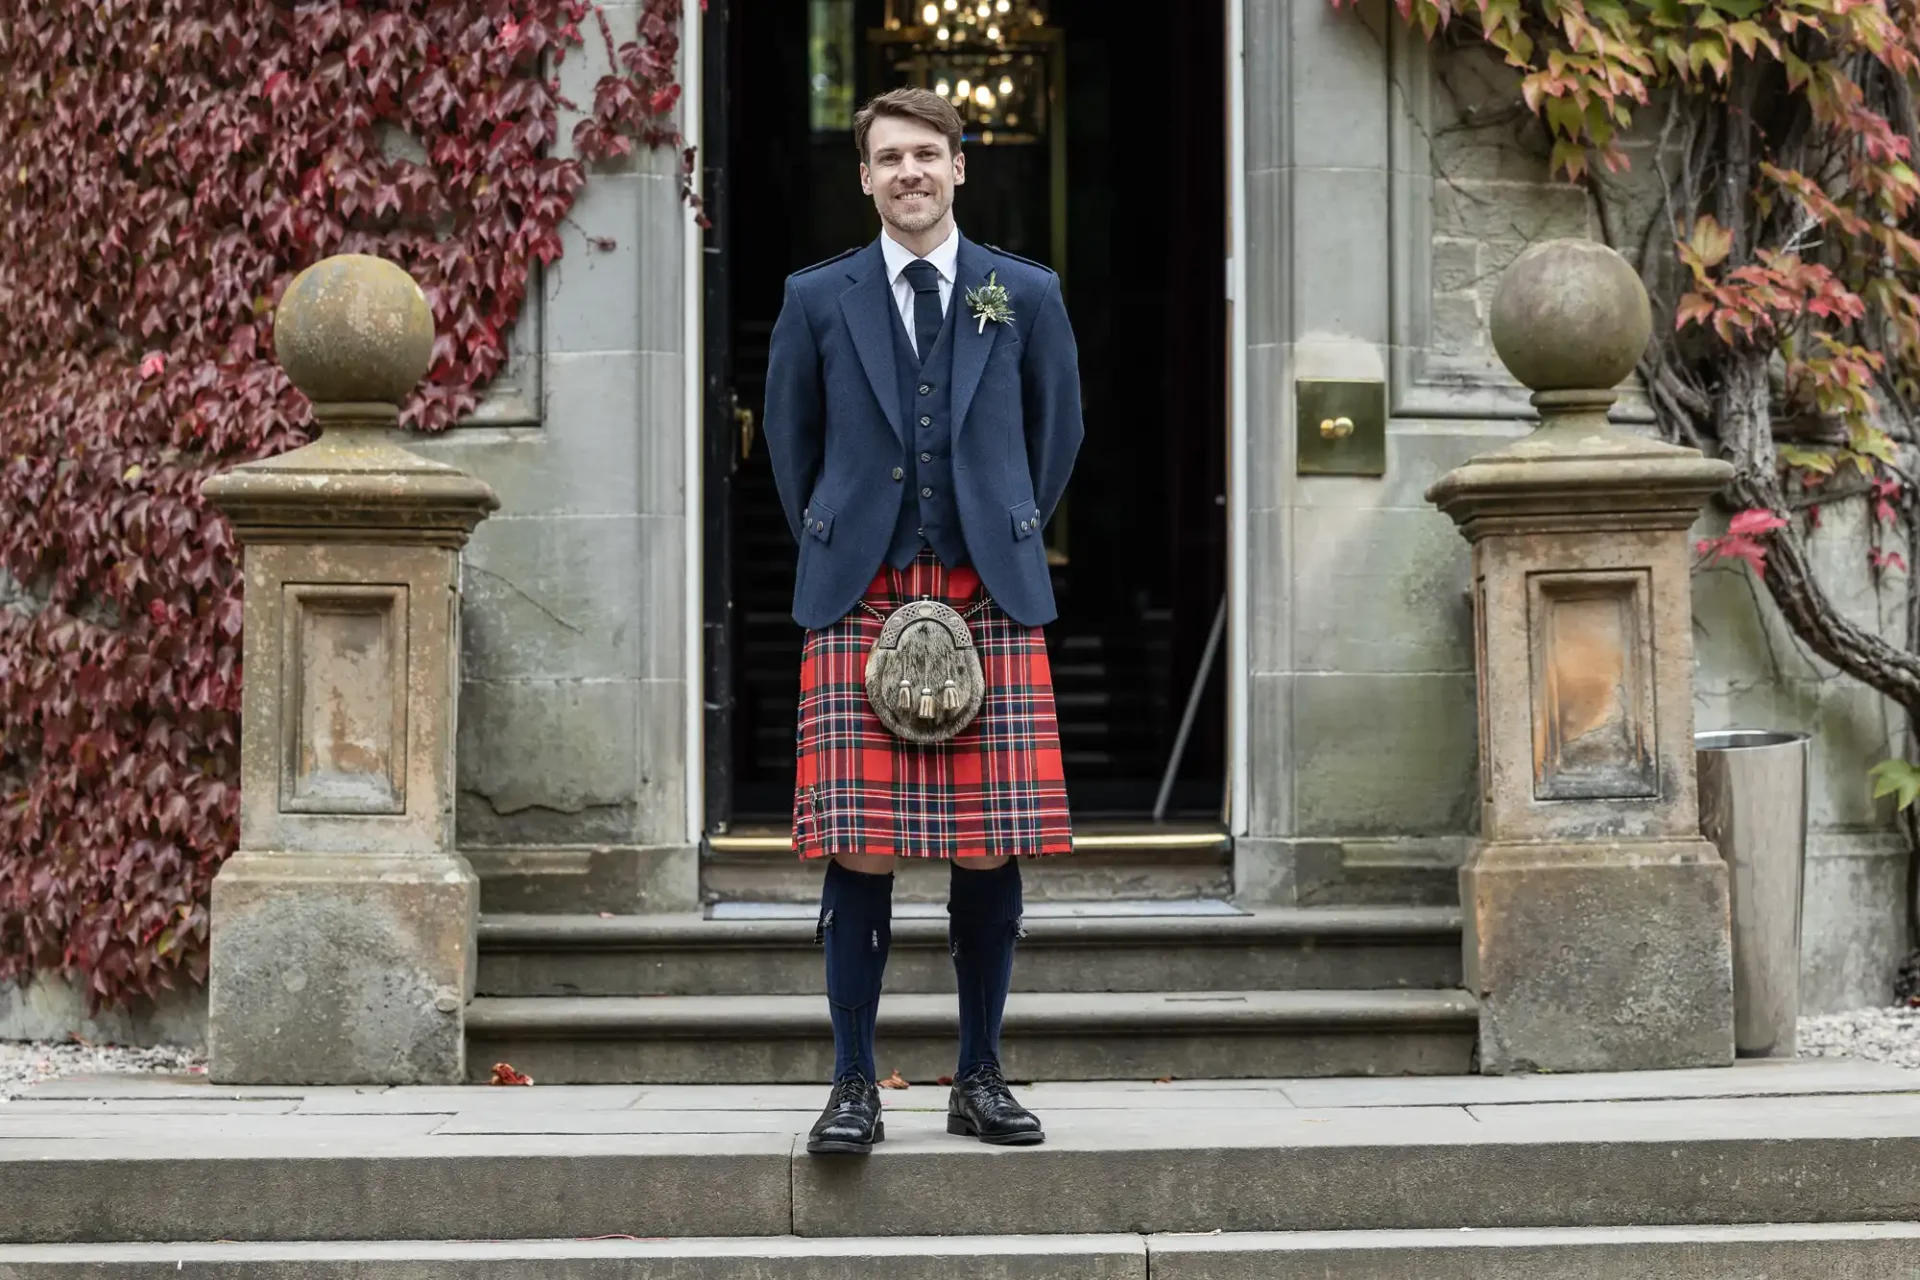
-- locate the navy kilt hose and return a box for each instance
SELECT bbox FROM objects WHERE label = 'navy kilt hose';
[793,549,1073,860]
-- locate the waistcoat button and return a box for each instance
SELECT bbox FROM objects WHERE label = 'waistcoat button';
[919,415,932,427]
[921,487,933,498]
[918,384,933,395]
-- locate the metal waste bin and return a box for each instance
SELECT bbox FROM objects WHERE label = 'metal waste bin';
[1695,729,1811,1057]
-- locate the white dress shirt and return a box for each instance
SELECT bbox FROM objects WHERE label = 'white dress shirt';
[880,224,959,356]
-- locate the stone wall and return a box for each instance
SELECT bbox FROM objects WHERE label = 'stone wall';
[406,2,699,913]
[1238,8,1909,1009]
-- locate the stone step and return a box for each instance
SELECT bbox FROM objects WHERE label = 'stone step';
[464,988,1479,1082]
[0,1236,1141,1279]
[6,1080,1920,1245]
[476,907,1465,998]
[1150,1224,1920,1278]
[6,1224,1919,1278]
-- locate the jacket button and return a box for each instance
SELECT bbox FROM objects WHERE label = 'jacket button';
[919,415,932,427]
[892,467,903,480]
[814,520,825,532]
[921,487,934,498]
[1020,520,1031,532]
[918,384,933,395]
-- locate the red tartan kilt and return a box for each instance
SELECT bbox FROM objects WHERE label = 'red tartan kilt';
[793,549,1073,859]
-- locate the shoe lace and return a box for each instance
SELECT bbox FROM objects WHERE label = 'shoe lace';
[831,1072,872,1106]
[968,1062,1009,1093]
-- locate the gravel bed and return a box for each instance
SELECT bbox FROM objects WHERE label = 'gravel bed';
[0,1040,204,1103]
[1797,1005,1920,1070]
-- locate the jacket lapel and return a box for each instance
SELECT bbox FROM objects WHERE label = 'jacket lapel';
[837,239,905,447]
[950,236,1002,440]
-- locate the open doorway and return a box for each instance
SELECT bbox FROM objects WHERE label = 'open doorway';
[703,0,1229,831]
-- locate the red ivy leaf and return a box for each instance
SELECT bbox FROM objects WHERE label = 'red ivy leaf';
[1727,508,1789,537]
[0,0,695,1017]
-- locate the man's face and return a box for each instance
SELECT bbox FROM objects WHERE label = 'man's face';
[861,115,965,237]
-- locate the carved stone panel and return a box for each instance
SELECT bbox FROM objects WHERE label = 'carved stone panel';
[280,584,410,815]
[1528,569,1657,802]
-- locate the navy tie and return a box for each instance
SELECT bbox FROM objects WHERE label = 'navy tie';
[902,260,943,365]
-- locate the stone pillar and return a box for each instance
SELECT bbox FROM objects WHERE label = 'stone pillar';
[1427,240,1736,1073]
[202,255,499,1084]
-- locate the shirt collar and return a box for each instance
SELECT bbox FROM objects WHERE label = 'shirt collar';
[881,223,960,286]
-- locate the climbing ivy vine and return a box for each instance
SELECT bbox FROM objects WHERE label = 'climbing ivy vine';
[0,0,693,1010]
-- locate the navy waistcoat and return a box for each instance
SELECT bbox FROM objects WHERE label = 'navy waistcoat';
[885,290,968,569]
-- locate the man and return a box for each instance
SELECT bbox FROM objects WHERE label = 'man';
[761,87,1084,1156]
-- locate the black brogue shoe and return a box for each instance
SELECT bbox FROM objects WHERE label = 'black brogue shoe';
[806,1072,885,1155]
[946,1062,1045,1145]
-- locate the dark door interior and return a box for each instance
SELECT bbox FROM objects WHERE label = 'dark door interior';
[706,0,1228,826]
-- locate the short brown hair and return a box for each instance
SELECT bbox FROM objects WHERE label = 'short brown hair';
[854,88,964,162]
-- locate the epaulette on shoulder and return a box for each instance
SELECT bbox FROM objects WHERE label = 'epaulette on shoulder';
[984,244,1053,273]
[791,246,862,277]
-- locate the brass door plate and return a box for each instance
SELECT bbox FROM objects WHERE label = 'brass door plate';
[1296,379,1386,476]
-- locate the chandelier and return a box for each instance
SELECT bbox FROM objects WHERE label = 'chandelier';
[885,0,1051,140]
[912,0,1047,49]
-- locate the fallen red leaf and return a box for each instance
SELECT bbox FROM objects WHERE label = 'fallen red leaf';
[936,1075,953,1086]
[878,1069,909,1089]
[489,1062,535,1086]
[1155,1075,1174,1084]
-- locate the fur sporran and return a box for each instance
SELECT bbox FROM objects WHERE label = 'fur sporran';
[862,598,987,744]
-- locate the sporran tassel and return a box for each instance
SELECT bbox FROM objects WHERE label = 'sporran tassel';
[942,679,961,711]
[918,688,935,719]
[897,681,913,712]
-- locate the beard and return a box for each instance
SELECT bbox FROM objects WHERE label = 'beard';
[880,189,948,235]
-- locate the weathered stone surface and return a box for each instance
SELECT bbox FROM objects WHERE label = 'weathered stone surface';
[457,679,640,820]
[9,1068,1920,1246]
[472,908,1465,998]
[1149,1223,1920,1280]
[0,1131,793,1245]
[1291,506,1473,674]
[1292,673,1479,837]
[1488,239,1651,394]
[0,976,205,1050]
[468,843,700,915]
[1428,240,1736,1073]
[464,989,1478,1083]
[235,543,462,858]
[200,256,496,1087]
[1800,832,1910,1013]
[0,1236,1149,1280]
[1462,841,1734,1073]
[272,255,433,406]
[1236,835,1468,909]
[208,851,477,1085]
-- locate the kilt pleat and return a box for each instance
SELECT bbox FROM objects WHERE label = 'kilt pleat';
[792,549,1073,859]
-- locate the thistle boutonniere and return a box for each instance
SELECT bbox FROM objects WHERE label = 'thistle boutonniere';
[965,271,1014,334]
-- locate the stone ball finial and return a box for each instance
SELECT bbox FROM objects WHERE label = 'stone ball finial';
[274,254,435,406]
[1489,238,1651,394]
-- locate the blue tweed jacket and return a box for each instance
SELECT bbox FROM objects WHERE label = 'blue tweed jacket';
[761,233,1084,630]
